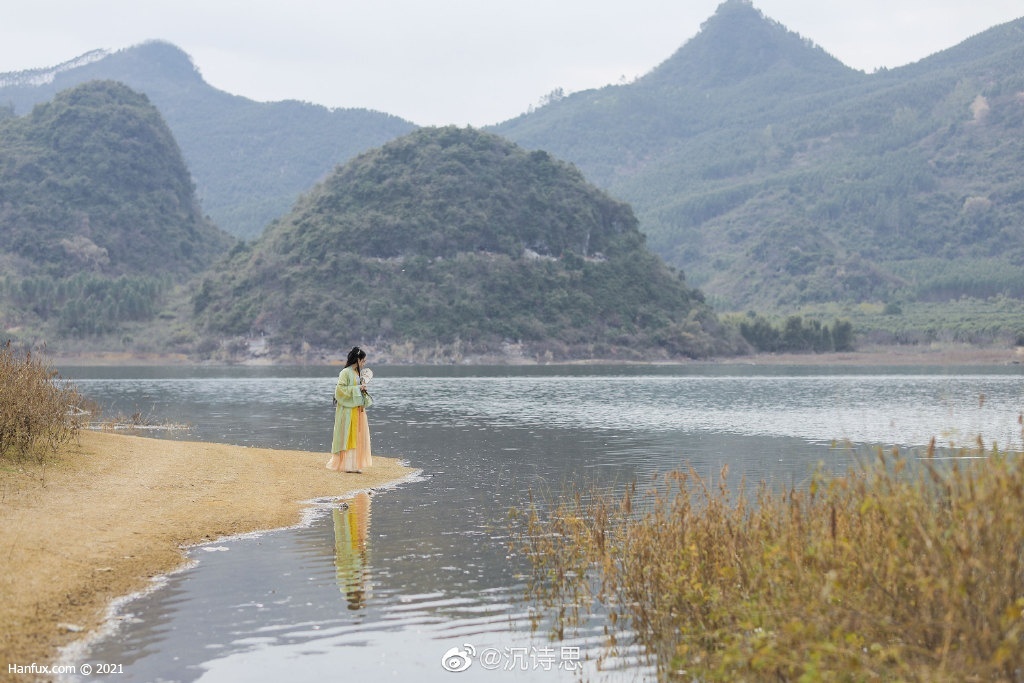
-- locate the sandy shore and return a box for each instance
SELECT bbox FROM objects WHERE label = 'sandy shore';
[0,430,415,678]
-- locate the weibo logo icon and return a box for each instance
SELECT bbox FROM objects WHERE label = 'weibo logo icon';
[441,644,475,672]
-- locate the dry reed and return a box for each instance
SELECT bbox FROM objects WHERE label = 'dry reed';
[0,342,84,462]
[513,439,1024,681]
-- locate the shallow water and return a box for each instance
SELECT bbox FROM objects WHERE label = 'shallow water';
[58,364,1024,682]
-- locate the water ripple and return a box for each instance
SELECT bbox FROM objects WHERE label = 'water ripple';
[62,365,1024,683]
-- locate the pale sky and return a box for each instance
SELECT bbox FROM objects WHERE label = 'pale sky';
[1,1,1021,127]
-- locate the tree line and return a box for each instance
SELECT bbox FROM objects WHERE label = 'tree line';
[2,274,169,337]
[738,314,854,353]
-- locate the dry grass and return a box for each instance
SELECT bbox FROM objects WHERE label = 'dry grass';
[513,437,1024,681]
[0,342,84,462]
[92,409,189,432]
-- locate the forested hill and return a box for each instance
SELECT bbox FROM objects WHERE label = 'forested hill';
[4,1,1022,321]
[0,41,416,239]
[194,127,738,361]
[0,81,233,337]
[496,0,865,187]
[0,80,231,275]
[494,0,1024,310]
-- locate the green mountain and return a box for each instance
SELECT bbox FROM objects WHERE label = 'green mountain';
[494,0,1024,312]
[4,2,1022,350]
[0,80,232,337]
[0,41,416,239]
[193,127,737,361]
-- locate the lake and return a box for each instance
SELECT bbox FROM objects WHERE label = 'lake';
[56,364,1024,682]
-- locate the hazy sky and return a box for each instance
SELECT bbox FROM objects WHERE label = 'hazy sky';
[1,1,1021,126]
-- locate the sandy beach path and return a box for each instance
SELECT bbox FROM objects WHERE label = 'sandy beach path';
[0,430,415,678]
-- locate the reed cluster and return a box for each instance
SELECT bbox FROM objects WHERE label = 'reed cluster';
[0,342,84,461]
[513,442,1024,681]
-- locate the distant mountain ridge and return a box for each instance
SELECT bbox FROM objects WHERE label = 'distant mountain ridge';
[0,41,416,239]
[0,49,109,88]
[2,0,1023,319]
[643,0,858,91]
[493,0,866,189]
[494,0,1024,310]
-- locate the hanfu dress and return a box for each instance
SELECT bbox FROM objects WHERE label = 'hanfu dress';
[327,366,372,472]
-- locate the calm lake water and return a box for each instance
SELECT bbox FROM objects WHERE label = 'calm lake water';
[56,364,1024,682]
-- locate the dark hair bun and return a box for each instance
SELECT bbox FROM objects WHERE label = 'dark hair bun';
[345,346,367,367]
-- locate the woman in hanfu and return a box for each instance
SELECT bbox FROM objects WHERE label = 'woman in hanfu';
[327,346,373,473]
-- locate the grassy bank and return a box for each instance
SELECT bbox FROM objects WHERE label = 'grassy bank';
[514,441,1024,680]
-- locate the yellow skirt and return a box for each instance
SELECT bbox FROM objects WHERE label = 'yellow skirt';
[327,407,372,472]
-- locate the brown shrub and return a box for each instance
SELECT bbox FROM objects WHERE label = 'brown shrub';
[0,342,84,462]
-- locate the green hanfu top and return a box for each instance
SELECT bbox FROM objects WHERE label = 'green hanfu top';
[334,366,366,408]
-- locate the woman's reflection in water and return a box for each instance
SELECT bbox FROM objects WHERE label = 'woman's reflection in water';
[333,492,371,610]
